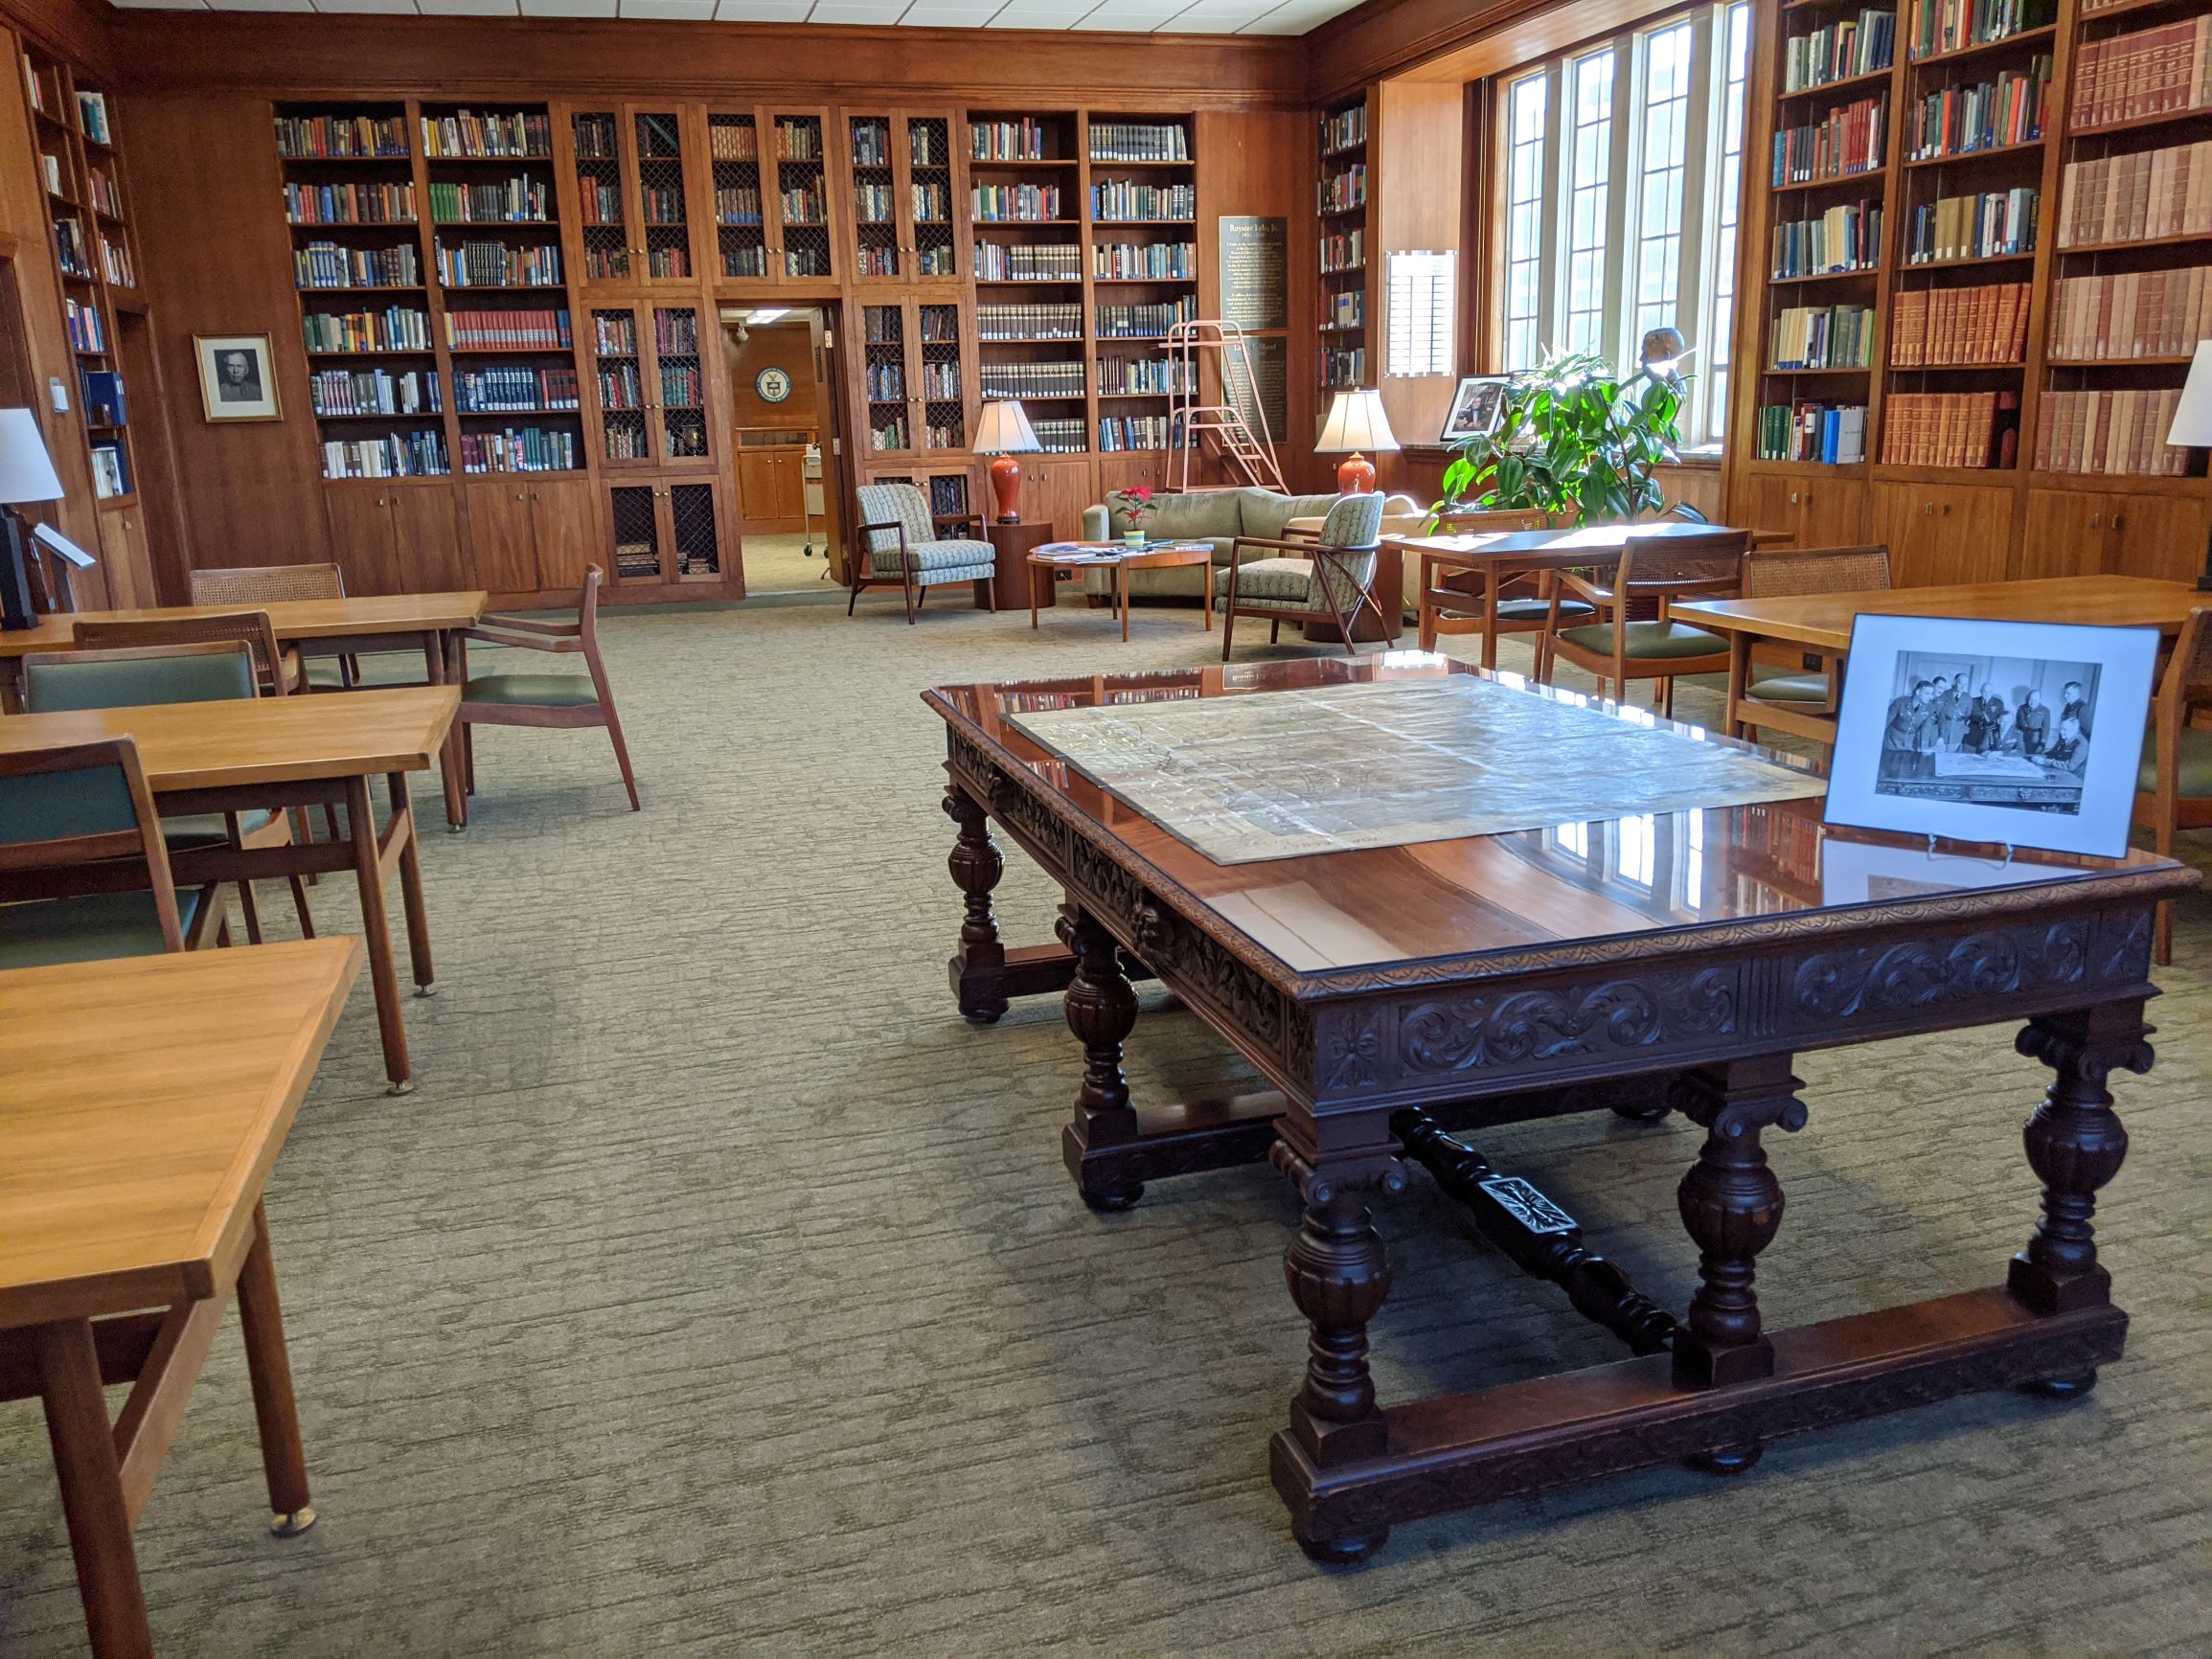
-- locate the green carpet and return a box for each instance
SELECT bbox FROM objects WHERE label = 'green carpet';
[3,594,2207,1655]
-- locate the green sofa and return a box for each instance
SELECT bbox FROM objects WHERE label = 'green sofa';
[1076,487,1342,601]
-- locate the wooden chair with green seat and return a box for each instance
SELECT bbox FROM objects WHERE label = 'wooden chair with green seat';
[21,640,317,945]
[1421,507,1559,653]
[0,735,227,969]
[1538,529,1751,715]
[1731,543,1892,746]
[458,564,640,812]
[2135,604,2212,965]
[189,560,365,689]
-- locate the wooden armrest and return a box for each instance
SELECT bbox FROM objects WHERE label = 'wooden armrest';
[467,627,580,653]
[477,612,581,637]
[1554,570,1608,605]
[1232,534,1327,555]
[855,519,905,538]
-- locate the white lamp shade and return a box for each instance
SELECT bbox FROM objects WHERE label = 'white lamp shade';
[2168,341,2212,447]
[1316,388,1399,454]
[974,399,1041,454]
[0,408,62,504]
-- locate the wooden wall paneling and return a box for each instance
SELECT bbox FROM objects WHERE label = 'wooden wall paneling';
[1197,106,1310,471]
[1021,452,1096,541]
[92,497,150,604]
[1371,80,1462,456]
[323,483,398,593]
[0,0,110,83]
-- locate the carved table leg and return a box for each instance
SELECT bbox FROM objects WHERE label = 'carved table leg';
[1672,1054,1807,1471]
[1060,907,1145,1211]
[2011,1005,2153,1398]
[943,784,1009,1024]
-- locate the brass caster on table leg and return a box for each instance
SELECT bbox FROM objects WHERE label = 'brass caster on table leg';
[2020,1370,2098,1399]
[1081,1183,1143,1214]
[446,823,466,834]
[387,1079,416,1097]
[1686,1441,1764,1476]
[269,1508,317,1538]
[1296,1527,1388,1565]
[415,985,437,998]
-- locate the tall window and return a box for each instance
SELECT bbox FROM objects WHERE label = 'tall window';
[1492,2,1750,444]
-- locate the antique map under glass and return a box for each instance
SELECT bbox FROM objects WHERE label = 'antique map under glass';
[1008,676,1826,865]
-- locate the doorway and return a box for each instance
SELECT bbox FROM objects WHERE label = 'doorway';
[721,303,846,594]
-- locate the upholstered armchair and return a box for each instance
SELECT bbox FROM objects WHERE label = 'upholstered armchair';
[848,482,997,623]
[1217,492,1387,660]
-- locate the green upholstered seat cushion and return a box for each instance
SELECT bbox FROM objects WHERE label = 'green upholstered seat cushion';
[871,537,995,578]
[1238,490,1342,541]
[1487,597,1593,622]
[162,808,277,847]
[23,648,256,713]
[2138,724,2212,797]
[0,888,202,970]
[1746,670,1832,703]
[1557,620,1730,661]
[1106,489,1244,539]
[462,672,603,707]
[1217,557,1315,605]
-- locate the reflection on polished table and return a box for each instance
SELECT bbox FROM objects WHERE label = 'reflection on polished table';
[1679,575,2198,747]
[924,651,2197,1560]
[0,939,361,1659]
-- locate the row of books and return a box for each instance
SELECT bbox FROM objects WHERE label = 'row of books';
[1755,400,1867,464]
[978,362,1084,398]
[643,246,693,279]
[2034,388,2186,476]
[304,307,432,353]
[322,432,447,480]
[87,167,123,218]
[99,236,133,289]
[866,415,907,451]
[971,120,1054,162]
[716,184,764,225]
[592,311,638,354]
[656,309,698,353]
[1773,96,1885,186]
[426,179,550,225]
[1321,104,1368,154]
[1086,172,1196,223]
[452,365,579,412]
[437,240,561,287]
[1032,417,1086,454]
[77,90,110,146]
[573,115,619,161]
[579,176,624,224]
[63,295,103,352]
[598,361,644,407]
[52,216,88,279]
[1772,201,1882,278]
[2056,141,2212,247]
[1328,290,1365,327]
[707,121,756,163]
[1099,416,1174,451]
[285,181,416,226]
[911,182,951,222]
[2047,266,2212,361]
[1889,282,2030,365]
[443,307,573,351]
[1907,61,2047,160]
[2071,19,2212,130]
[779,183,825,225]
[1880,390,2019,467]
[641,184,686,225]
[1090,124,1189,163]
[309,366,438,418]
[774,119,822,163]
[920,307,959,343]
[1904,0,2051,61]
[422,111,552,160]
[1097,298,1197,337]
[977,303,1082,340]
[1771,303,1876,370]
[459,426,579,474]
[80,368,125,427]
[1099,357,1194,395]
[1320,346,1367,388]
[974,241,1080,281]
[90,443,129,499]
[920,361,959,399]
[659,361,701,405]
[972,184,1062,222]
[1320,230,1365,274]
[1905,188,2037,262]
[276,113,407,160]
[296,240,419,290]
[1319,166,1368,215]
[1782,10,1896,93]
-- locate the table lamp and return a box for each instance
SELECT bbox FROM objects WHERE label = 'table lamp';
[1317,388,1397,494]
[0,407,64,630]
[974,398,1041,523]
[2166,341,2212,591]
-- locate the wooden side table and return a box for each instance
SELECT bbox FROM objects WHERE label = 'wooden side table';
[986,522,1057,613]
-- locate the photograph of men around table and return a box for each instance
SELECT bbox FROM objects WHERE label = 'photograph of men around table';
[1876,651,2097,813]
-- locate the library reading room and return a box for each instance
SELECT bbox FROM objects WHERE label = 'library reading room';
[3,0,2212,1650]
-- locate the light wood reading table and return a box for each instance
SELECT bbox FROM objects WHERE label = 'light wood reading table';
[0,938,361,1659]
[0,686,458,1092]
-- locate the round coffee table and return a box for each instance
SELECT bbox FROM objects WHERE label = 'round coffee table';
[1026,541,1214,641]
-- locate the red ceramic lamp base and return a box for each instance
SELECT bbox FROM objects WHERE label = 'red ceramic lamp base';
[989,455,1023,524]
[1335,452,1376,494]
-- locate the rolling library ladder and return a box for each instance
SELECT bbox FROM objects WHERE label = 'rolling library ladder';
[1165,321,1285,493]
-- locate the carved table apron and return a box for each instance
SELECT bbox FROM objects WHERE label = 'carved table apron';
[927,682,2194,1562]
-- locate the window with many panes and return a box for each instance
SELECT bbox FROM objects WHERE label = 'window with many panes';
[1496,2,1751,447]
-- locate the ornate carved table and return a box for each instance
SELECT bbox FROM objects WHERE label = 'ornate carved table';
[924,653,2197,1561]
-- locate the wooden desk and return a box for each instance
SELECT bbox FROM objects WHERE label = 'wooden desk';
[1389,523,1764,665]
[0,593,486,829]
[926,654,2195,1559]
[1681,576,2199,746]
[0,939,361,1659]
[0,687,458,1092]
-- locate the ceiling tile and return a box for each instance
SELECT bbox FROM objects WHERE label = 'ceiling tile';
[714,0,812,14]
[314,0,420,11]
[804,0,905,15]
[412,0,520,12]
[106,0,209,9]
[1068,12,1177,29]
[205,0,317,11]
[521,0,617,12]
[619,0,718,11]
[900,3,1000,21]
[988,2,1086,24]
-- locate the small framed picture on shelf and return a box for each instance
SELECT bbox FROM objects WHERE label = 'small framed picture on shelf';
[1439,375,1510,444]
[1823,615,2159,860]
[194,334,282,422]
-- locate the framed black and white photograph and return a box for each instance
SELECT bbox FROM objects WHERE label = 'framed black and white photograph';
[1825,614,2159,858]
[194,334,282,422]
[1439,375,1510,443]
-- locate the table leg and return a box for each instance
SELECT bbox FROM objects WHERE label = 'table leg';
[430,629,467,832]
[236,1201,316,1536]
[1417,556,1438,652]
[1203,559,1214,632]
[34,1319,151,1659]
[1060,905,1143,1211]
[1480,565,1500,671]
[345,775,414,1095]
[1723,631,1750,739]
[1120,564,1132,642]
[1029,565,1040,629]
[388,772,435,997]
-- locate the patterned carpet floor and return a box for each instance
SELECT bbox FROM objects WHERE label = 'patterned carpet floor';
[3,589,2208,1656]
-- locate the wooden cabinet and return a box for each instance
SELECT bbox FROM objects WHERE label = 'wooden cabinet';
[604,474,731,587]
[1095,455,1169,496]
[2020,488,2212,582]
[585,300,715,470]
[323,484,467,597]
[93,499,155,608]
[738,446,806,532]
[532,478,600,591]
[857,296,969,457]
[561,104,701,288]
[462,478,595,596]
[1735,469,1867,549]
[2018,489,2111,580]
[841,108,961,288]
[1869,481,2014,587]
[705,103,837,284]
[1019,455,1100,543]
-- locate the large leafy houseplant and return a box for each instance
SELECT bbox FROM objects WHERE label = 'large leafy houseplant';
[1435,350,1688,525]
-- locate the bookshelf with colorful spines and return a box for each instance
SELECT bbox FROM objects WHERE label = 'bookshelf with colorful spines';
[1317,94,1370,399]
[1085,112,1198,453]
[964,109,1088,450]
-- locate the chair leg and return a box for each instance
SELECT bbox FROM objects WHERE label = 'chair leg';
[287,875,316,939]
[602,705,642,811]
[463,722,476,796]
[1220,603,1235,662]
[1662,675,1676,718]
[983,576,997,612]
[1269,619,1280,644]
[848,579,861,616]
[237,879,264,945]
[903,577,918,625]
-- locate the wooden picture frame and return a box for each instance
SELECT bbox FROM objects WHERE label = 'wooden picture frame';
[1439,375,1508,444]
[194,334,282,422]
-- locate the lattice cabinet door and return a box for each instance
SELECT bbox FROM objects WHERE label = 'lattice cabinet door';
[569,107,631,285]
[915,300,967,454]
[589,304,652,467]
[648,305,712,468]
[845,111,901,284]
[666,477,726,583]
[707,106,772,285]
[626,106,698,284]
[899,111,962,285]
[605,480,664,584]
[766,109,835,283]
[860,301,916,457]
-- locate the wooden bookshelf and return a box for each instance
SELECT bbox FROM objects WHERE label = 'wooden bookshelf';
[1087,111,1196,455]
[1317,94,1370,401]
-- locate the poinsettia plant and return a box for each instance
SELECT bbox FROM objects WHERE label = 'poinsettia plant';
[1120,486,1158,525]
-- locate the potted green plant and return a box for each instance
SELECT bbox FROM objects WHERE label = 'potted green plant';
[1433,349,1688,527]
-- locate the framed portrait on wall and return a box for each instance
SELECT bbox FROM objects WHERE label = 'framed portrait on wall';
[1824,614,2159,859]
[1439,375,1510,444]
[194,334,282,422]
